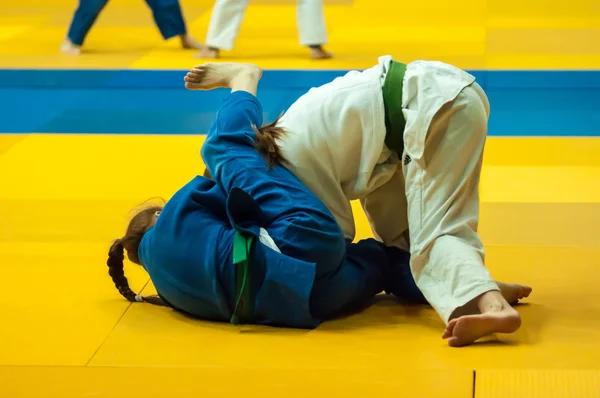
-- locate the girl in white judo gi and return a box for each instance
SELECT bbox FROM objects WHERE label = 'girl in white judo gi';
[185,58,533,347]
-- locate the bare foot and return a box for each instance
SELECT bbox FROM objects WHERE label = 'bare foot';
[442,307,521,347]
[180,34,203,50]
[60,39,81,55]
[184,62,261,90]
[309,45,333,60]
[496,281,532,305]
[194,46,220,59]
[442,290,522,347]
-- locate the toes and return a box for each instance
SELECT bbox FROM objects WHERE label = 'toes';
[442,325,454,339]
[447,336,465,347]
[184,72,203,84]
[442,319,458,339]
[185,82,201,90]
[517,286,532,300]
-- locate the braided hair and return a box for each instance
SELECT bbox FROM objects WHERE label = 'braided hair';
[106,205,166,307]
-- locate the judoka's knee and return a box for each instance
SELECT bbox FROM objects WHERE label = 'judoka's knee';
[311,228,346,270]
[284,222,345,271]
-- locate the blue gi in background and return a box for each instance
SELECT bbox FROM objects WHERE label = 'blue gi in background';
[138,91,425,329]
[66,0,188,46]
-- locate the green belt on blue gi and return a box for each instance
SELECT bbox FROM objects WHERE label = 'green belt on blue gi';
[230,231,254,325]
[382,61,407,155]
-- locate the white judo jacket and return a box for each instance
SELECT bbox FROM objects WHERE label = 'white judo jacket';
[277,55,475,245]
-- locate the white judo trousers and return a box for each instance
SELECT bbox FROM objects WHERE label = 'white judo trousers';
[277,56,500,324]
[361,78,498,322]
[205,0,328,50]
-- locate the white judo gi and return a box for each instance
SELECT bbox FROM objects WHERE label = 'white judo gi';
[205,0,328,51]
[277,55,499,323]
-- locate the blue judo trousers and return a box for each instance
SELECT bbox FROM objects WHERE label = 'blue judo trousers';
[66,0,187,46]
[138,91,426,328]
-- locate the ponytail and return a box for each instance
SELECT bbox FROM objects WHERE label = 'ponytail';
[107,240,142,303]
[253,114,287,168]
[107,205,167,307]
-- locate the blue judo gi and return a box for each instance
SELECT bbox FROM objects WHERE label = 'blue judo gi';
[138,91,425,328]
[66,0,187,46]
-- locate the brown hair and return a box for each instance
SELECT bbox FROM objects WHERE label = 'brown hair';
[253,114,287,168]
[106,204,166,306]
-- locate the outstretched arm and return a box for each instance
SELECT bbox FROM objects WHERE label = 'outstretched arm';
[184,62,262,96]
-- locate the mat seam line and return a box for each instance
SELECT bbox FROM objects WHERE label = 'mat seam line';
[83,279,152,367]
[472,370,477,398]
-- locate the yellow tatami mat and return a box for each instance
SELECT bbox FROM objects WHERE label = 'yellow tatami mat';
[477,370,600,398]
[0,134,599,397]
[0,367,473,398]
[1,0,599,69]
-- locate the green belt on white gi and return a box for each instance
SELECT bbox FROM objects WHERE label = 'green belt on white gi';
[382,61,407,155]
[230,231,254,325]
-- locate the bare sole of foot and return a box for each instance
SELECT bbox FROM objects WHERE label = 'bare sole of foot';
[442,307,521,347]
[184,62,261,90]
[194,46,220,59]
[496,281,532,305]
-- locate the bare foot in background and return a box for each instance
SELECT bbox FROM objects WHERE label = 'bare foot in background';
[180,34,203,50]
[194,46,220,59]
[60,39,81,55]
[309,45,332,60]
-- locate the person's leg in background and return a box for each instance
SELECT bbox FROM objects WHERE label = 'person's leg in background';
[195,0,250,59]
[296,0,332,59]
[61,0,201,54]
[195,0,332,59]
[145,0,202,49]
[61,0,110,54]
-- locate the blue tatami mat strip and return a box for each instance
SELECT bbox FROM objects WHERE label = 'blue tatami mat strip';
[1,69,599,136]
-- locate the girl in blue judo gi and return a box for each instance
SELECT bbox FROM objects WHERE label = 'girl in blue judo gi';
[106,63,424,328]
[61,0,201,54]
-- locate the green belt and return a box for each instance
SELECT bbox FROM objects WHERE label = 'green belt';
[230,231,254,325]
[382,61,407,155]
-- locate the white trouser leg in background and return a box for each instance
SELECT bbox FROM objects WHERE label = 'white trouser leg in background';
[296,0,328,46]
[403,82,499,324]
[205,0,249,50]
